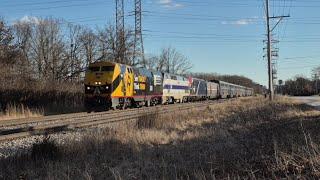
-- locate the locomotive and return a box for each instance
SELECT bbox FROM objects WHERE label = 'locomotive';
[84,61,253,112]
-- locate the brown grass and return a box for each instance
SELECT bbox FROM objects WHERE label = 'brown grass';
[0,103,43,121]
[0,88,85,117]
[1,97,320,179]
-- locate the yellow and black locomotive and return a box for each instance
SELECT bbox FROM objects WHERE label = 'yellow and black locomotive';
[84,61,163,111]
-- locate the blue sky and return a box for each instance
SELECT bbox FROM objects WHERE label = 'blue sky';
[0,0,319,86]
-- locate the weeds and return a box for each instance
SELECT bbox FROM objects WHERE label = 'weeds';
[135,111,159,129]
[1,97,320,179]
[0,88,85,119]
[0,103,43,120]
[31,136,61,161]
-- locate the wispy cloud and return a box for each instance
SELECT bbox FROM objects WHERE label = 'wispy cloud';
[221,17,259,26]
[158,0,184,9]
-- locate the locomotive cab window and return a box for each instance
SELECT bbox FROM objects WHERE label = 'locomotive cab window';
[101,66,114,72]
[171,76,177,80]
[88,66,100,72]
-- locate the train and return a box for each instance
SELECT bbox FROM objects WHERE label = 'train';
[84,61,254,112]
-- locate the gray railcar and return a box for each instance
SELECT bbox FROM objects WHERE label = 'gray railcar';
[207,81,219,99]
[190,78,207,101]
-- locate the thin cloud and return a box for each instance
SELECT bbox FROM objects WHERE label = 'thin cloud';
[222,17,260,26]
[158,0,184,9]
[159,0,171,4]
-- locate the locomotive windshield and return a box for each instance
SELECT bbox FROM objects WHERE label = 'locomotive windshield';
[88,66,100,72]
[87,66,114,72]
[101,66,114,72]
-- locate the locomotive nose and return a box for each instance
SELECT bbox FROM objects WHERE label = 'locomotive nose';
[94,87,101,95]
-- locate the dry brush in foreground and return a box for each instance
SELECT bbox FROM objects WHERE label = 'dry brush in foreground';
[1,97,320,179]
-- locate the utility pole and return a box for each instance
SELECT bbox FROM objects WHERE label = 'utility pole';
[133,0,145,67]
[116,0,125,63]
[265,0,273,100]
[265,0,289,100]
[312,70,319,94]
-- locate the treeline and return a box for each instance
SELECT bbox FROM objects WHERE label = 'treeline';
[0,16,263,115]
[278,76,317,96]
[0,16,193,90]
[0,16,192,114]
[191,73,266,94]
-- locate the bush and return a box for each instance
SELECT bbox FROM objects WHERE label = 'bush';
[31,136,61,161]
[0,87,84,116]
[135,111,159,129]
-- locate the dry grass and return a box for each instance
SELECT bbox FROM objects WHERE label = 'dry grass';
[1,97,320,179]
[0,88,85,117]
[0,103,43,121]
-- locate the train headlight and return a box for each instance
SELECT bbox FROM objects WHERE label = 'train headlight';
[105,86,109,90]
[86,86,91,90]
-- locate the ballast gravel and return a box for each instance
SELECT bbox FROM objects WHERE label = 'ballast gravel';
[0,123,125,159]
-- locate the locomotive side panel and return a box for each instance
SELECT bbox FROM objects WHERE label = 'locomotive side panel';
[163,73,190,103]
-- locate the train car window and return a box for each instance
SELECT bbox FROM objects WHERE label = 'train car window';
[101,66,114,72]
[88,66,100,72]
[171,76,177,80]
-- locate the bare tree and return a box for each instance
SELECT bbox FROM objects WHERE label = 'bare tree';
[79,28,98,66]
[30,17,67,82]
[0,18,17,65]
[96,24,117,62]
[66,23,84,81]
[0,18,20,88]
[157,47,192,74]
[123,28,135,65]
[281,76,314,96]
[144,55,159,71]
[12,20,35,88]
[96,25,135,65]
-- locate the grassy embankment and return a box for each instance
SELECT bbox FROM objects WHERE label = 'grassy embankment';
[0,85,84,120]
[1,97,320,179]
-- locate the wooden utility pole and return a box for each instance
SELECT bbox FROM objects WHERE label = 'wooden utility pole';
[265,0,289,100]
[266,0,273,100]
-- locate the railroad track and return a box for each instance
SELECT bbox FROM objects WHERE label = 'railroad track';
[0,99,227,142]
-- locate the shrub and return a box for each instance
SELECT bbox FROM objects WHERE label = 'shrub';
[31,136,61,161]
